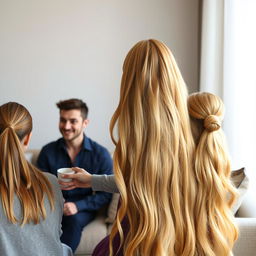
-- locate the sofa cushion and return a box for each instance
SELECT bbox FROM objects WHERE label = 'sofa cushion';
[75,215,108,255]
[25,149,40,166]
[105,193,120,224]
[230,168,249,215]
[233,218,256,256]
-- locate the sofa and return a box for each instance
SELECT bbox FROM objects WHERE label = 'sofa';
[26,149,256,256]
[232,174,256,256]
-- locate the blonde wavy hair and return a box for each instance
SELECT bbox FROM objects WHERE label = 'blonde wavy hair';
[109,39,196,256]
[188,92,238,256]
[0,102,54,225]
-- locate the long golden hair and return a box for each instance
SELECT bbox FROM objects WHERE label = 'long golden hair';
[109,39,196,256]
[0,102,54,225]
[188,92,238,256]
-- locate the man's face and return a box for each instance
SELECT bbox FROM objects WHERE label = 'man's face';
[59,109,88,142]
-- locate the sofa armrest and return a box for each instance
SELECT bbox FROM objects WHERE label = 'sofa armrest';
[236,175,256,217]
[233,218,256,256]
[236,193,256,218]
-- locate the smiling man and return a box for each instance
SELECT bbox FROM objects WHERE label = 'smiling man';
[37,98,113,252]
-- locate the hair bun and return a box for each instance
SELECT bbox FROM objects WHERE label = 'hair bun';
[204,115,221,132]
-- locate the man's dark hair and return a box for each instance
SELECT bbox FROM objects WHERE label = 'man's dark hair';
[56,98,88,119]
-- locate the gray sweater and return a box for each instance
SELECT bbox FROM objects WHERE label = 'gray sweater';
[0,172,68,256]
[91,174,118,193]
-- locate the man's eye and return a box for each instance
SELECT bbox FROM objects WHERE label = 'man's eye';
[71,120,77,124]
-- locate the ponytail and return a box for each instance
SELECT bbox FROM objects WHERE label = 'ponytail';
[188,92,238,256]
[0,102,54,225]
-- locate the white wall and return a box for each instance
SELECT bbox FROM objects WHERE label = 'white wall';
[0,0,199,152]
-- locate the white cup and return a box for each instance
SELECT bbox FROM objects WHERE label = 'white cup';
[57,168,75,183]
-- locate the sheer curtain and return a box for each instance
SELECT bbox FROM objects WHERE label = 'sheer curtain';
[200,0,256,176]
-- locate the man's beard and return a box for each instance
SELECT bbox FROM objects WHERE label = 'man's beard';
[61,128,83,142]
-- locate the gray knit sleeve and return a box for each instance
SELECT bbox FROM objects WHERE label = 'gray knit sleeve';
[91,174,119,193]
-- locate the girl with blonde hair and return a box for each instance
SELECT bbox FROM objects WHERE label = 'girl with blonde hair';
[188,92,238,256]
[93,39,197,256]
[0,102,72,256]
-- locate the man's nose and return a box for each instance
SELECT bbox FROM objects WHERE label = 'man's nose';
[63,121,71,129]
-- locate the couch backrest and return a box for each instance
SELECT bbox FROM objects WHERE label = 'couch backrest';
[25,149,40,166]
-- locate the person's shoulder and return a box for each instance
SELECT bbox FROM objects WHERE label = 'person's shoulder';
[43,172,58,184]
[42,172,60,190]
[87,137,109,155]
[42,172,63,202]
[85,137,113,171]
